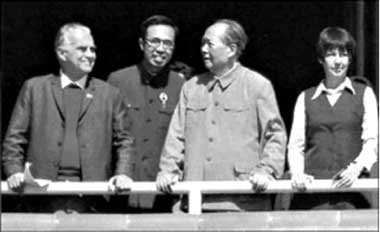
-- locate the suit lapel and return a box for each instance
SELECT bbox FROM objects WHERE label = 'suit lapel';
[51,75,65,120]
[79,77,95,122]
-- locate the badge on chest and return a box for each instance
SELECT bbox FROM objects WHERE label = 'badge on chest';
[159,92,168,109]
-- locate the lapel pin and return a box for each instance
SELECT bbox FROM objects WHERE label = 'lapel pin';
[159,92,168,109]
[86,93,93,99]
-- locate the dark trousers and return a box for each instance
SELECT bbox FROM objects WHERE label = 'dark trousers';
[289,192,371,210]
[107,195,178,213]
[2,195,107,213]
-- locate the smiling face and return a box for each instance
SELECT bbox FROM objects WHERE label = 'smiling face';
[57,27,96,80]
[320,47,350,81]
[139,24,175,72]
[201,23,235,76]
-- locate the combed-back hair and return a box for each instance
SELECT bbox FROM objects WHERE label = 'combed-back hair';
[215,19,248,58]
[140,15,179,39]
[54,22,91,49]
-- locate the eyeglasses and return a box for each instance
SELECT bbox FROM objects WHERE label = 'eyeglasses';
[145,38,174,49]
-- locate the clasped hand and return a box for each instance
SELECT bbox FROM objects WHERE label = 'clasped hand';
[156,173,179,193]
[248,172,275,192]
[7,172,25,190]
[157,173,274,193]
[291,163,363,191]
[291,173,314,191]
[332,162,363,188]
[108,174,133,193]
[8,173,133,193]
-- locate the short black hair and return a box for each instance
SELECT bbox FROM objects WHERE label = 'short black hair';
[316,27,356,60]
[140,15,179,39]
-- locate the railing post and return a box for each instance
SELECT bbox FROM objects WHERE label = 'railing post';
[188,187,202,215]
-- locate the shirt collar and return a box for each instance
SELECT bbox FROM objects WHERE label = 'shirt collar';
[207,62,239,90]
[60,70,87,89]
[311,77,356,100]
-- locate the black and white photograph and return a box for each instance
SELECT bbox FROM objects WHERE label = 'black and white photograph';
[1,1,378,231]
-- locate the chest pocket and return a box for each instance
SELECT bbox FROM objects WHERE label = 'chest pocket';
[222,100,250,132]
[124,100,141,124]
[158,98,176,115]
[125,101,141,112]
[158,97,178,131]
[185,99,208,128]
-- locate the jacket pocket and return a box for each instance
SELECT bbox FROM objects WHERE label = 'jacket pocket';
[222,101,249,112]
[234,162,252,181]
[125,102,141,111]
[222,101,250,133]
[185,100,208,128]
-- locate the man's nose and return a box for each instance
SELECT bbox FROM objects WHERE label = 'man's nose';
[155,42,166,52]
[85,48,96,57]
[201,44,208,53]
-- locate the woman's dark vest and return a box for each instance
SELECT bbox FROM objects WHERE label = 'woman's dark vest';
[304,82,366,178]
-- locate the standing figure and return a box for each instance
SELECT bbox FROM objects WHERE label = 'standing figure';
[2,22,134,213]
[156,19,287,212]
[108,15,192,212]
[287,27,378,209]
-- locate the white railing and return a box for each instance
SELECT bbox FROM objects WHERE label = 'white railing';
[1,179,378,215]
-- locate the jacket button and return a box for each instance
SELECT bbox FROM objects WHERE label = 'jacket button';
[57,142,62,146]
[208,137,214,142]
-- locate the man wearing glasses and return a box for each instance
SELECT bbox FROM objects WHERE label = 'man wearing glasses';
[107,15,192,212]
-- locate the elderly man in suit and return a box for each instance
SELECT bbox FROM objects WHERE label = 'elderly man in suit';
[157,19,287,212]
[2,22,134,213]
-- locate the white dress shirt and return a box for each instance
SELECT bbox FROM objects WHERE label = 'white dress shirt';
[60,70,87,89]
[288,77,378,174]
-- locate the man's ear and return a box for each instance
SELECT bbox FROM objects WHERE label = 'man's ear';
[318,58,324,64]
[138,38,144,51]
[56,48,66,61]
[228,43,238,58]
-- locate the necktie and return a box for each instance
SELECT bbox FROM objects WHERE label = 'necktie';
[60,83,83,171]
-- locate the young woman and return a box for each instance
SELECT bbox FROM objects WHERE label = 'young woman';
[287,27,378,209]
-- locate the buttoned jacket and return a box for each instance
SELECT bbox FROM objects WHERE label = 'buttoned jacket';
[159,64,287,210]
[108,64,185,208]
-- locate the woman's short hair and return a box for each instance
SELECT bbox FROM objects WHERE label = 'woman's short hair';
[316,27,356,60]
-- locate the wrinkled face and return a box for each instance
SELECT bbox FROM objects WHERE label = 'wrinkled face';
[59,28,96,77]
[140,24,175,69]
[201,23,232,74]
[321,48,350,80]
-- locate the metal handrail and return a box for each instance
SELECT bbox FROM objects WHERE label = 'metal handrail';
[1,179,378,214]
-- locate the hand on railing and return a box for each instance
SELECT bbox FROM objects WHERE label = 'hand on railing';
[332,162,364,188]
[156,173,179,193]
[108,174,133,193]
[290,173,314,192]
[248,173,275,192]
[6,172,25,191]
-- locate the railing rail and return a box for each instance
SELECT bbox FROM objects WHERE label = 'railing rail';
[1,179,378,215]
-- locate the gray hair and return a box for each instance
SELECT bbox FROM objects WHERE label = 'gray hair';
[215,19,248,58]
[54,22,91,49]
